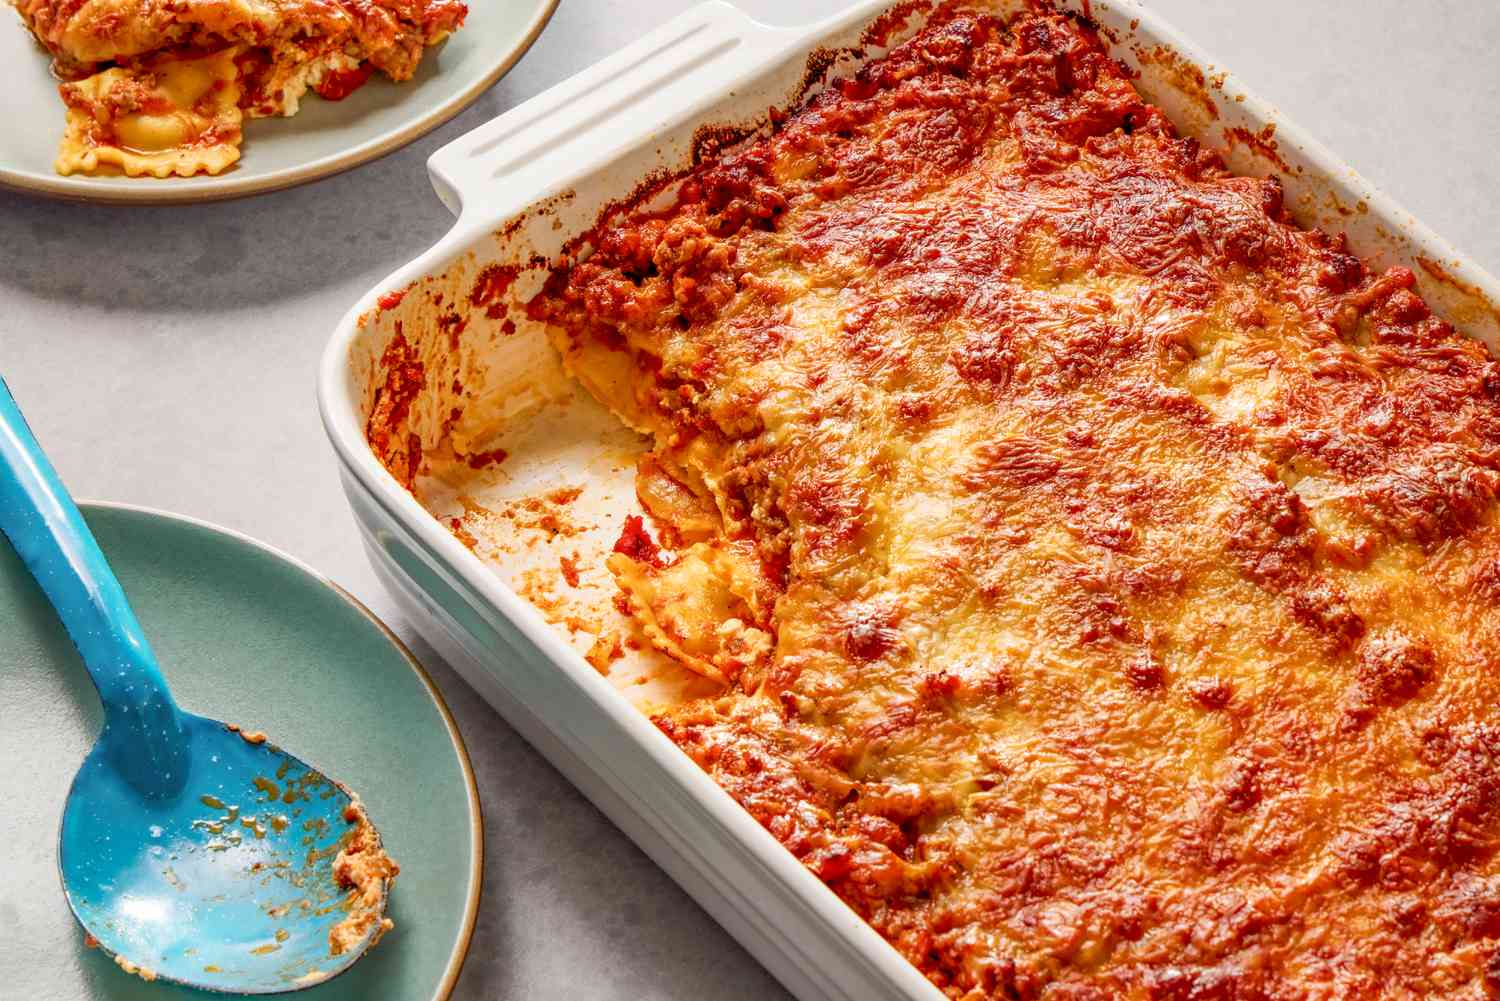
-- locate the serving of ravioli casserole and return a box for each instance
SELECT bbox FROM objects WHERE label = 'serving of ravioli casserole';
[11,0,466,177]
[518,5,1500,998]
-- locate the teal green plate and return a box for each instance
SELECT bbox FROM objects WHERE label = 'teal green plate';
[0,503,481,1000]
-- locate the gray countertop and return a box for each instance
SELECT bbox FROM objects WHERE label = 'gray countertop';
[3,1,1497,997]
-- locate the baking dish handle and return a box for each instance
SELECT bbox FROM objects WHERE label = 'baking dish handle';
[427,1,807,218]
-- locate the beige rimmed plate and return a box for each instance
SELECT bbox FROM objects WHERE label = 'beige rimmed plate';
[0,0,558,204]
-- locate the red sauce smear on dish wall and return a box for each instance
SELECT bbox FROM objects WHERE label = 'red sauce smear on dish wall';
[364,331,426,490]
[470,265,520,320]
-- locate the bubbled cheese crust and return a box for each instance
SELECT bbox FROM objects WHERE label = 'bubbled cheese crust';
[532,7,1500,999]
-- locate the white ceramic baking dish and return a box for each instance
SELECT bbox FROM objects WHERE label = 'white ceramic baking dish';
[318,3,1500,998]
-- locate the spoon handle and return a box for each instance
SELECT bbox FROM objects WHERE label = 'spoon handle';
[0,377,181,731]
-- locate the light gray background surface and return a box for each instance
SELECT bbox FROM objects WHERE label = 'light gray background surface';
[3,1,1498,998]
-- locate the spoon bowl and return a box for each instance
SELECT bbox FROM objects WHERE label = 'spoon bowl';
[0,377,397,993]
[63,713,388,991]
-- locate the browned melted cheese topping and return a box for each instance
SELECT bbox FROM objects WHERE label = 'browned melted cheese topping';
[530,7,1500,998]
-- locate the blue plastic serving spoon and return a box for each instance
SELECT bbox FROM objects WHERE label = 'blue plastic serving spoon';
[0,377,395,994]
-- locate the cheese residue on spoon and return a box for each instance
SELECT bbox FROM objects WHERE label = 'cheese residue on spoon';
[327,799,399,956]
[114,954,157,982]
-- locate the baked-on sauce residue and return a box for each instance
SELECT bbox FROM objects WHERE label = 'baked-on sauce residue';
[365,330,426,490]
[529,4,1500,998]
[376,287,408,312]
[469,264,520,320]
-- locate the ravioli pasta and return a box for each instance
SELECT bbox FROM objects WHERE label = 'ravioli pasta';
[57,51,244,178]
[14,0,467,177]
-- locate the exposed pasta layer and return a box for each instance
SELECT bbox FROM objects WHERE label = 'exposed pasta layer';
[530,5,1500,999]
[15,0,466,176]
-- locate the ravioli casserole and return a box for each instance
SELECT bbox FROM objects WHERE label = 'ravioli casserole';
[12,0,465,176]
[524,6,1500,999]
